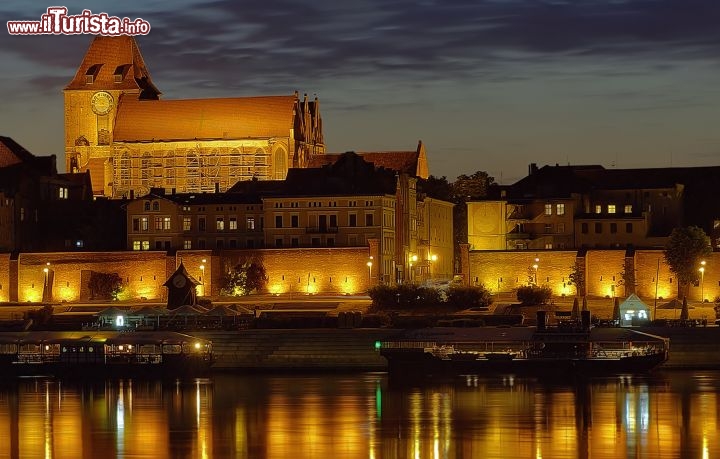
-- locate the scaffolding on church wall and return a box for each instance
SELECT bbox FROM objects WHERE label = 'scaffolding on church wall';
[111,140,284,198]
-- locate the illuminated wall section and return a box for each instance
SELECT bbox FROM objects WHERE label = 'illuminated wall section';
[17,252,169,303]
[217,247,371,295]
[467,201,507,251]
[585,250,626,298]
[467,250,578,296]
[0,253,9,302]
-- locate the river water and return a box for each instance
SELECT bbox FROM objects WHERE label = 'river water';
[0,371,717,458]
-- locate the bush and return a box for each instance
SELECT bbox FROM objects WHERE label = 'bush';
[446,286,493,310]
[368,284,443,310]
[516,285,552,306]
[88,272,124,300]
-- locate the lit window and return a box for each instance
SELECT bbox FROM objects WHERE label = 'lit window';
[556,203,565,216]
[20,208,24,221]
[163,217,171,230]
[184,240,192,249]
[229,217,237,230]
[247,217,255,230]
[216,218,224,231]
[624,205,632,213]
[75,240,84,248]
[133,241,141,251]
[594,205,602,214]
[608,204,616,214]
[544,204,552,216]
[154,217,163,230]
[59,187,68,199]
[141,241,150,250]
[545,243,553,249]
[183,217,191,231]
[140,217,148,231]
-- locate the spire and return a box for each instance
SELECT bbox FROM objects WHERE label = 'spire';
[65,35,160,98]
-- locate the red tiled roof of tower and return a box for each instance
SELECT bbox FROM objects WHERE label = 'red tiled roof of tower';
[65,35,160,96]
[308,141,429,179]
[113,95,297,142]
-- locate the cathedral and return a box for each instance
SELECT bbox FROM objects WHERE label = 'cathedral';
[64,36,325,198]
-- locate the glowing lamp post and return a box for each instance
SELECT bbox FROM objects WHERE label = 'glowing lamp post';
[367,258,373,285]
[199,259,206,296]
[429,254,437,280]
[533,258,539,285]
[699,260,706,302]
[409,255,417,283]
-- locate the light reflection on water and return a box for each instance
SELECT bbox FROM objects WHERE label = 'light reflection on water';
[0,371,717,458]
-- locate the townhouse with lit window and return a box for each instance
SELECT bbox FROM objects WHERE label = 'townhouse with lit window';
[125,152,454,283]
[468,163,720,250]
[0,136,123,252]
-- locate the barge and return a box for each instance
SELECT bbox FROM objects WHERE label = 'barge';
[377,316,669,378]
[0,331,213,378]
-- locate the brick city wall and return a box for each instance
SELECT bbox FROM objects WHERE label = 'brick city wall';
[3,248,717,304]
[16,252,169,303]
[468,249,720,301]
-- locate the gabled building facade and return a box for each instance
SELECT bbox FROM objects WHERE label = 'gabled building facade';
[0,136,124,252]
[469,163,720,251]
[65,36,324,198]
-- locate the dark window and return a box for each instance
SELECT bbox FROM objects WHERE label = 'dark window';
[581,223,588,234]
[164,241,171,250]
[155,241,162,250]
[291,215,299,228]
[349,214,357,227]
[595,222,602,234]
[327,237,335,247]
[275,215,283,228]
[275,238,283,248]
[152,201,159,211]
[626,223,633,233]
[365,214,374,226]
[291,238,299,247]
[132,218,140,232]
[198,239,206,249]
[229,239,237,248]
[144,202,150,211]
[330,215,337,227]
[312,237,321,247]
[216,240,224,249]
[247,240,254,248]
[198,217,206,232]
[610,223,617,234]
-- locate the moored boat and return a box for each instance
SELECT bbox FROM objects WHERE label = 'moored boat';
[0,331,213,378]
[377,322,669,378]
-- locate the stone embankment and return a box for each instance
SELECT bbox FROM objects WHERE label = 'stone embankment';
[194,326,720,371]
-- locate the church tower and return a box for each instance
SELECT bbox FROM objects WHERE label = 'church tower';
[64,36,160,196]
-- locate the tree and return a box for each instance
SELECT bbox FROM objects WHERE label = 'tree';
[567,260,585,296]
[417,175,453,201]
[88,272,124,300]
[664,226,712,298]
[220,261,268,296]
[516,285,552,305]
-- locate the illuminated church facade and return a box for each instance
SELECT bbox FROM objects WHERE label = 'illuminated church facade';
[64,36,324,198]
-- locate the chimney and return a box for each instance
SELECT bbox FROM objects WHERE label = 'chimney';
[215,182,220,193]
[129,190,134,200]
[529,163,538,176]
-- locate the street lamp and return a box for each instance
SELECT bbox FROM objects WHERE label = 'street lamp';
[199,259,206,296]
[409,254,417,283]
[532,257,539,285]
[367,257,373,283]
[699,260,706,302]
[429,254,437,281]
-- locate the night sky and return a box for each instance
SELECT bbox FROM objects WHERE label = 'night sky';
[2,1,720,183]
